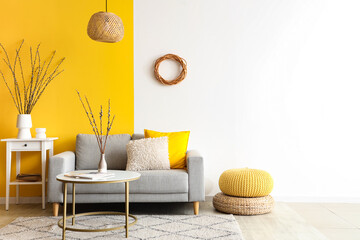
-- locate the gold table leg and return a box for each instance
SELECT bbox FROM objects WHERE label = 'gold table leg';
[57,212,137,232]
[57,180,136,237]
[72,183,75,225]
[63,183,67,240]
[125,182,129,238]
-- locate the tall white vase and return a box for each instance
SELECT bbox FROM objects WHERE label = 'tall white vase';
[16,114,32,139]
[98,153,107,173]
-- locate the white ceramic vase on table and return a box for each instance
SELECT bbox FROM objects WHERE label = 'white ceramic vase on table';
[16,114,32,139]
[98,153,107,173]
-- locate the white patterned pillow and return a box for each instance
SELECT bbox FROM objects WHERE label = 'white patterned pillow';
[126,137,170,171]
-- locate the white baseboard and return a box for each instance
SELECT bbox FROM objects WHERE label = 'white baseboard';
[2,196,360,204]
[206,194,360,203]
[0,197,44,204]
[205,196,213,201]
[273,196,360,203]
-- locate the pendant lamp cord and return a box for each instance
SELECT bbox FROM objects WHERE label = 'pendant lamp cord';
[105,0,108,12]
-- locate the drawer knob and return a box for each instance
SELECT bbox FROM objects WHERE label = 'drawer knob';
[24,144,27,147]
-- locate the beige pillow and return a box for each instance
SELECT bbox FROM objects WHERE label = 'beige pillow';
[126,137,170,171]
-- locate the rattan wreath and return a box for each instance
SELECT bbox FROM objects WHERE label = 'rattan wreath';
[154,54,187,85]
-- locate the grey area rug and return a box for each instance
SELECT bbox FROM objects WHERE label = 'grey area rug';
[0,215,243,240]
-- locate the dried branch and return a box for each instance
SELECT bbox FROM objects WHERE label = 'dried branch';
[0,70,20,113]
[0,41,64,114]
[103,99,111,152]
[100,105,103,150]
[16,45,26,113]
[76,91,115,154]
[13,40,24,113]
[85,95,102,145]
[28,57,65,112]
[27,44,41,112]
[76,90,102,151]
[103,114,115,153]
[1,42,22,113]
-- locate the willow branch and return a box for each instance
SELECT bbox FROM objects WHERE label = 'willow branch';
[103,99,114,153]
[103,99,111,152]
[28,57,65,112]
[76,90,102,150]
[33,51,56,97]
[34,56,63,97]
[1,43,22,113]
[85,96,103,152]
[0,70,21,113]
[14,40,24,113]
[100,105,103,151]
[28,69,64,113]
[16,46,26,113]
[103,115,115,153]
[27,45,41,112]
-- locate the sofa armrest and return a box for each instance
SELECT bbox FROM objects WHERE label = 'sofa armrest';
[47,151,75,203]
[186,150,205,202]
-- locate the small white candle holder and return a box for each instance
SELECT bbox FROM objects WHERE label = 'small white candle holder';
[35,128,46,139]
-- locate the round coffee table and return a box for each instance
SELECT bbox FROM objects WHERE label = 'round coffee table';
[56,170,141,240]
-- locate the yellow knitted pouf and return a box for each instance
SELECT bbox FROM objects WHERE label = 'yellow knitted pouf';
[219,168,273,197]
[213,192,274,215]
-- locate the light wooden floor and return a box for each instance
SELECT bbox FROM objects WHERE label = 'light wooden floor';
[287,203,360,240]
[1,200,359,240]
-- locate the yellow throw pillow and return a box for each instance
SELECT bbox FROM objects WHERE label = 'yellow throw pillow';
[144,129,190,169]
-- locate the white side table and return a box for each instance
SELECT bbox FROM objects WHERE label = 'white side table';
[1,138,58,210]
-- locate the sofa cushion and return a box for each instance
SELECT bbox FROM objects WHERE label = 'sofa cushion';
[126,137,170,171]
[67,169,188,194]
[144,129,190,169]
[76,134,131,170]
[132,133,144,140]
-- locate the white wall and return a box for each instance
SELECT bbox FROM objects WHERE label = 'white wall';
[134,0,360,201]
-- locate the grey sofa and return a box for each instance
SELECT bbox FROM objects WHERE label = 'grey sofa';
[47,134,204,216]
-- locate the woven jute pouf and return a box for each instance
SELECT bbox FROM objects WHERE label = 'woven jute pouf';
[213,192,274,215]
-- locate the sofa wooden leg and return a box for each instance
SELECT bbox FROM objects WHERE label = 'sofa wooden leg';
[193,201,199,215]
[53,203,59,217]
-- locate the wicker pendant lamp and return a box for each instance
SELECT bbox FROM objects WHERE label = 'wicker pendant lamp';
[87,0,124,43]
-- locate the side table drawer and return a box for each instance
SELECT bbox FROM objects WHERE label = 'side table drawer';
[11,142,41,151]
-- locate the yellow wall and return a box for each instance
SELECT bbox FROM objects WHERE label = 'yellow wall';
[0,0,134,197]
